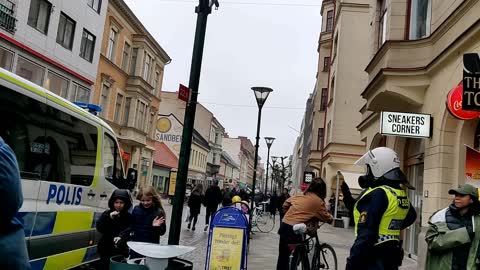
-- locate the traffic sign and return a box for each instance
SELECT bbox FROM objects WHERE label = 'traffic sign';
[178,84,190,102]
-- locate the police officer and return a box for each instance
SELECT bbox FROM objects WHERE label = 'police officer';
[346,147,417,270]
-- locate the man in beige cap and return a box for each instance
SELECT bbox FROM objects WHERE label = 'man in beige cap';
[425,184,480,270]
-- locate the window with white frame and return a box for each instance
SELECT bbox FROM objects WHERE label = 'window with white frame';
[70,83,90,103]
[16,57,45,86]
[106,27,118,62]
[152,70,160,93]
[121,42,131,72]
[378,0,387,47]
[123,97,131,126]
[130,48,138,75]
[56,12,76,50]
[28,0,52,34]
[409,0,431,40]
[87,0,102,13]
[143,52,152,81]
[100,84,110,117]
[80,29,96,62]
[114,93,124,123]
[45,71,69,97]
[135,100,147,130]
[0,46,14,71]
[326,10,333,32]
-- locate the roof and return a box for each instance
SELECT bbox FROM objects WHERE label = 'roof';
[153,142,178,169]
[193,129,210,150]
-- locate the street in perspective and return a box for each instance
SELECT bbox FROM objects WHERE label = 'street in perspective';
[0,0,479,270]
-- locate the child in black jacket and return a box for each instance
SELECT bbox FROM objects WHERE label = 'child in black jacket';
[96,189,132,270]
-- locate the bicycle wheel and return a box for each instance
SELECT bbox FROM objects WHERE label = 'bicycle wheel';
[289,248,310,270]
[255,214,275,233]
[312,244,337,270]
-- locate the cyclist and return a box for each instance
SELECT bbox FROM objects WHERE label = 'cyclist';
[346,147,417,270]
[276,178,333,270]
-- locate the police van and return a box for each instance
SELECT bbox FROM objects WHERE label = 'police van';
[0,68,137,269]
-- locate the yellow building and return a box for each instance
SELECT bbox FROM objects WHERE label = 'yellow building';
[357,0,480,265]
[93,0,171,188]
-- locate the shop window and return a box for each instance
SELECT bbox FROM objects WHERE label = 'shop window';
[80,29,96,62]
[28,0,52,34]
[16,57,45,86]
[56,12,76,50]
[0,46,14,71]
[409,0,431,40]
[45,71,69,97]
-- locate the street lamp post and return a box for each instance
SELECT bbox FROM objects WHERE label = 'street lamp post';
[249,87,273,238]
[264,137,275,195]
[271,156,278,194]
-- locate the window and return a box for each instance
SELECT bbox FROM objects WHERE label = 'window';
[326,122,331,144]
[100,84,110,118]
[56,13,76,50]
[28,0,52,34]
[70,83,90,103]
[123,97,131,126]
[114,93,124,123]
[152,70,160,92]
[323,57,330,71]
[326,10,334,32]
[148,110,154,134]
[320,88,328,111]
[87,0,102,13]
[121,42,131,72]
[378,0,387,47]
[333,34,338,58]
[143,52,152,81]
[106,27,118,61]
[103,133,124,187]
[130,48,138,75]
[0,46,14,71]
[16,57,45,86]
[330,77,335,102]
[409,0,431,40]
[80,29,96,62]
[317,128,324,150]
[45,71,69,98]
[135,100,146,130]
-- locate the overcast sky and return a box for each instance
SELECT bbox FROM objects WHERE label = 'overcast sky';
[124,0,321,164]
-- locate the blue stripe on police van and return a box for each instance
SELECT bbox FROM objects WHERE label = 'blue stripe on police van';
[31,212,56,237]
[82,245,99,263]
[17,212,36,237]
[91,212,103,228]
[30,258,46,270]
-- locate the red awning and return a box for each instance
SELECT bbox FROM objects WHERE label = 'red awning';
[153,142,178,169]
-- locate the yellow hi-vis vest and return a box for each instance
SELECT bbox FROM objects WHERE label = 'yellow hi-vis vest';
[353,185,410,244]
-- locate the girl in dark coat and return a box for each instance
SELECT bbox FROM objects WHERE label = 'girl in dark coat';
[187,184,204,231]
[96,189,132,270]
[130,186,166,259]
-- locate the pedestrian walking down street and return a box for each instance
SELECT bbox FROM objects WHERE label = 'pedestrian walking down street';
[203,180,222,231]
[269,192,278,218]
[96,189,132,270]
[187,184,204,231]
[277,188,290,222]
[221,186,233,207]
[425,184,480,270]
[346,147,417,270]
[276,178,333,270]
[130,186,167,259]
[0,137,31,270]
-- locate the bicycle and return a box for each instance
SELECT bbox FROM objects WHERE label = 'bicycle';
[251,202,276,233]
[288,223,337,270]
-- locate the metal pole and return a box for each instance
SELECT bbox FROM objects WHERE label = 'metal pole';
[249,107,263,238]
[280,156,286,191]
[168,0,211,245]
[334,171,340,219]
[264,146,271,194]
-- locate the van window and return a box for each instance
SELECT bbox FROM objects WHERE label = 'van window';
[44,103,97,186]
[0,85,47,180]
[103,133,123,186]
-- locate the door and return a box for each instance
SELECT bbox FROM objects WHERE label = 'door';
[405,163,423,258]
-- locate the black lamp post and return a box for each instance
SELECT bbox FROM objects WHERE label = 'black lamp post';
[264,137,275,194]
[249,87,273,238]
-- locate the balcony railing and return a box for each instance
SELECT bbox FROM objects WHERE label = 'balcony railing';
[0,0,16,33]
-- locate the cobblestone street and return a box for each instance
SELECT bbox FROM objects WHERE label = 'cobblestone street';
[162,201,418,270]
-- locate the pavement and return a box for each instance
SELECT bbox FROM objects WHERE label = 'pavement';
[160,200,418,270]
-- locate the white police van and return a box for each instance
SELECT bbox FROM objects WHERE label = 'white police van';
[0,68,137,269]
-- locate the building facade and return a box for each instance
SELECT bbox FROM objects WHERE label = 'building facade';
[93,0,171,188]
[357,0,480,265]
[0,0,107,102]
[207,117,225,178]
[308,0,370,200]
[218,151,240,188]
[223,136,256,187]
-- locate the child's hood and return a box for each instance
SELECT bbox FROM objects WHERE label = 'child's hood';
[108,189,132,211]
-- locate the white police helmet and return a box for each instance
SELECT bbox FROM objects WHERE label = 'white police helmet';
[355,147,400,178]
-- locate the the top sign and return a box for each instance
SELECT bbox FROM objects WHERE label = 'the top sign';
[462,53,480,111]
[178,84,190,102]
[380,111,432,138]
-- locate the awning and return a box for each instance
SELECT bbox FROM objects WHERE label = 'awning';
[339,171,363,190]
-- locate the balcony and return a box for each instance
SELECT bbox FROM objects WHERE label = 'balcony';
[0,0,16,33]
